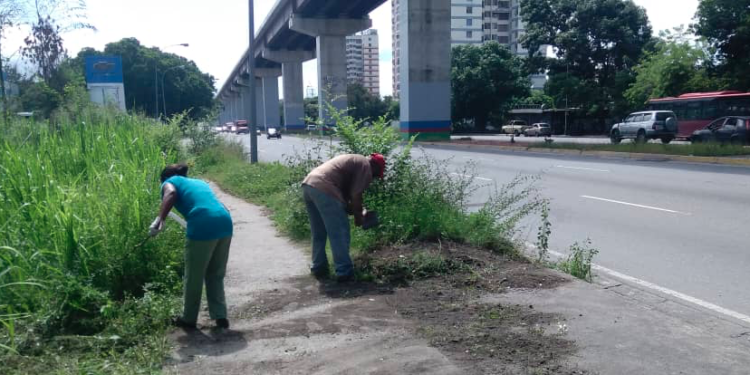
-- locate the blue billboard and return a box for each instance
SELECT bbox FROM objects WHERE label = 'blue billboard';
[85,56,124,84]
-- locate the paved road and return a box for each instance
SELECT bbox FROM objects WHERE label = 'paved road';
[230,134,750,321]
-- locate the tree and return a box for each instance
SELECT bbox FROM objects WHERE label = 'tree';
[70,38,216,119]
[521,0,652,120]
[347,83,387,122]
[22,16,65,84]
[694,0,750,90]
[451,42,530,131]
[625,28,724,109]
[304,96,318,123]
[518,90,555,109]
[0,0,24,124]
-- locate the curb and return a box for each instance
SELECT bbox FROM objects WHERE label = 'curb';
[421,141,750,167]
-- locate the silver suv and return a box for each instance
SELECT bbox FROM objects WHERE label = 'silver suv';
[610,111,679,144]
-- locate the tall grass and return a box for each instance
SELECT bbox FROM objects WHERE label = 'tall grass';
[0,109,184,368]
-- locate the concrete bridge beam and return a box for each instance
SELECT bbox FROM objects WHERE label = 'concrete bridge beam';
[290,16,371,125]
[263,50,313,132]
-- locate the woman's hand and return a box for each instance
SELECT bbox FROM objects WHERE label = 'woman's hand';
[149,217,165,237]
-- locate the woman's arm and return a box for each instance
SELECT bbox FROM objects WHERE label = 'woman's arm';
[158,183,178,221]
[150,183,177,236]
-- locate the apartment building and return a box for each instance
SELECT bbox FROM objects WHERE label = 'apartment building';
[346,29,381,96]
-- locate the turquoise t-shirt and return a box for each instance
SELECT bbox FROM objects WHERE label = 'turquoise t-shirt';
[161,176,233,241]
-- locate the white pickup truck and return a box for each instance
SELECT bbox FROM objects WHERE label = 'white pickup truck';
[501,120,529,135]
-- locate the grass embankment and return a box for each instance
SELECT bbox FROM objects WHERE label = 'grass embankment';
[527,141,750,157]
[0,112,186,373]
[197,122,546,281]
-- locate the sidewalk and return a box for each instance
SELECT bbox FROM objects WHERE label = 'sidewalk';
[164,185,750,375]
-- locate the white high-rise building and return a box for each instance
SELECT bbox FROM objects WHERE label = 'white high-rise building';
[346,29,380,96]
[392,0,545,98]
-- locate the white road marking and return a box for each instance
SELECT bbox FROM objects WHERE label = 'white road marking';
[581,195,691,215]
[556,165,610,172]
[450,172,493,182]
[525,242,750,326]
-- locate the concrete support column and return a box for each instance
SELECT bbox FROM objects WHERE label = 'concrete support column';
[263,49,314,132]
[262,76,280,128]
[281,62,304,131]
[399,0,452,141]
[290,16,371,126]
[316,35,347,124]
[255,78,264,128]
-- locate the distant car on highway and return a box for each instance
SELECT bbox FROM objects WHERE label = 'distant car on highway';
[267,127,282,140]
[223,122,234,133]
[610,110,678,144]
[235,120,249,134]
[307,124,318,132]
[502,120,528,135]
[691,116,750,145]
[524,123,552,137]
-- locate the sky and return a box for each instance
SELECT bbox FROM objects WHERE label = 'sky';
[2,0,699,98]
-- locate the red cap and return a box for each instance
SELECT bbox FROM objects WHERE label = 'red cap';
[370,153,386,179]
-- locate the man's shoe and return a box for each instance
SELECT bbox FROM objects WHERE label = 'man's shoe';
[311,267,330,280]
[336,274,355,283]
[216,318,230,329]
[172,316,197,329]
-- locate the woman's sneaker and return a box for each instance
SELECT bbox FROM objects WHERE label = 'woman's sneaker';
[172,316,197,329]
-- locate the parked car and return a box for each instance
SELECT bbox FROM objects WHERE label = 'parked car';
[502,120,528,135]
[306,124,318,132]
[610,111,678,144]
[524,123,552,137]
[267,127,282,140]
[691,116,750,145]
[223,122,235,133]
[212,125,223,133]
[235,120,249,134]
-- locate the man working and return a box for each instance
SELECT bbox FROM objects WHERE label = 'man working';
[302,153,386,281]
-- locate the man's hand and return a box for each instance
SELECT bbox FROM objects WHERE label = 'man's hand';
[149,217,165,237]
[354,209,366,227]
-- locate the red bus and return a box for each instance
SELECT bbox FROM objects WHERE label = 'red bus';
[647,91,750,138]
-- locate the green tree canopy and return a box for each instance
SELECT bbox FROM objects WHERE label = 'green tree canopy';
[346,83,387,122]
[521,0,652,119]
[451,42,530,131]
[625,29,724,109]
[694,0,750,90]
[70,38,216,119]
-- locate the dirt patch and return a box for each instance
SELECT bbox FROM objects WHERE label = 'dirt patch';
[236,242,586,374]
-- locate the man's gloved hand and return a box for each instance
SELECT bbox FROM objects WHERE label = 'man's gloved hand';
[149,217,164,237]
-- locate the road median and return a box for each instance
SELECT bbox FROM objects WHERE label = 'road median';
[422,140,750,167]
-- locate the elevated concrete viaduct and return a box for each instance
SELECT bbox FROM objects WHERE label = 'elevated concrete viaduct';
[217,0,451,140]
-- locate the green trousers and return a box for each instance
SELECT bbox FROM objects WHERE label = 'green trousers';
[182,236,232,324]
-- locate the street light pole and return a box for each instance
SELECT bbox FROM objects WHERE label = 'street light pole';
[154,43,189,119]
[161,65,186,118]
[248,0,258,163]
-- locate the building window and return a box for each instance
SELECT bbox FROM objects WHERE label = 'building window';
[499,1,510,8]
[466,31,473,38]
[497,24,509,31]
[498,12,509,20]
[466,6,473,13]
[467,19,473,26]
[498,36,509,43]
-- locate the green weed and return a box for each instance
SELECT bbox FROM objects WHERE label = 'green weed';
[557,239,599,282]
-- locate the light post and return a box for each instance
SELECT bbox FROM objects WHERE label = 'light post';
[248,0,258,163]
[154,43,189,118]
[161,65,186,118]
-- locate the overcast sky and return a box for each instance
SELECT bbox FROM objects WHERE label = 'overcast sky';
[3,0,699,98]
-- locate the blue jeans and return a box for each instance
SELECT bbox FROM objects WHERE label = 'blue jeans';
[302,185,353,277]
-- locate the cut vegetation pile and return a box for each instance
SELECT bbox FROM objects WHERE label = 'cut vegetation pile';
[0,111,186,373]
